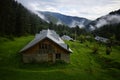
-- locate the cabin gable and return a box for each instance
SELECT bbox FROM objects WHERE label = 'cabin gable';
[22,38,70,63]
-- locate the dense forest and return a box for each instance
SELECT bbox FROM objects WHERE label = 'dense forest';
[93,23,120,41]
[1,0,120,42]
[0,0,86,39]
[0,0,49,36]
[93,9,120,41]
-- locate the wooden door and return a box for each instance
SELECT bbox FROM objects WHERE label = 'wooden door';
[48,53,53,62]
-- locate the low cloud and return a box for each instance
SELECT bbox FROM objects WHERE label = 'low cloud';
[96,15,120,28]
[16,0,120,20]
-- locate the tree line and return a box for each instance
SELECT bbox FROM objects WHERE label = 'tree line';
[0,0,87,38]
[93,23,120,41]
[0,0,49,37]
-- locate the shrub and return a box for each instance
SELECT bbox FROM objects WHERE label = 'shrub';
[106,47,112,55]
[55,60,66,64]
[92,44,99,54]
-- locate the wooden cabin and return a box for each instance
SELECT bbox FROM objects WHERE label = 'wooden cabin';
[19,29,72,63]
[95,36,109,43]
[61,35,73,41]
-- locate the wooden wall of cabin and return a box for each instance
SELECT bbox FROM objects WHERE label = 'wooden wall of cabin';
[22,38,70,63]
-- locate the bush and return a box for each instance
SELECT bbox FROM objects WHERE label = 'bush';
[106,47,112,55]
[55,60,66,64]
[92,44,99,54]
[7,35,15,41]
[0,37,9,42]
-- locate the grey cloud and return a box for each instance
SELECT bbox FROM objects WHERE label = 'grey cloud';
[96,15,120,28]
[16,0,120,20]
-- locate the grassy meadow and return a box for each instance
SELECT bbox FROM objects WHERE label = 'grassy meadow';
[0,36,120,80]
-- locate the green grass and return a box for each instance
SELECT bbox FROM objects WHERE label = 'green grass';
[0,36,120,80]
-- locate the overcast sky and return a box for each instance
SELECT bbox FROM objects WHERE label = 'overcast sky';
[16,0,120,20]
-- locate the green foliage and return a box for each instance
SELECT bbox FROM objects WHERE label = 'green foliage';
[77,35,86,43]
[55,60,67,65]
[106,47,112,55]
[0,0,49,36]
[91,44,99,54]
[93,23,120,41]
[0,0,89,39]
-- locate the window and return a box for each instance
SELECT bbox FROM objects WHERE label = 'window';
[39,43,47,49]
[56,54,61,59]
[39,43,55,54]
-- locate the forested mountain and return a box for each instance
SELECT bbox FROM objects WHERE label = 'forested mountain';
[0,0,50,37]
[0,0,87,38]
[93,9,120,41]
[38,11,91,28]
[1,0,119,41]
[109,9,120,15]
[87,9,120,31]
[93,23,120,41]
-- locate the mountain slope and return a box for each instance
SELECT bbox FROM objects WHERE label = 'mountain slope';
[0,0,49,36]
[38,11,91,28]
[87,9,120,31]
[92,9,120,40]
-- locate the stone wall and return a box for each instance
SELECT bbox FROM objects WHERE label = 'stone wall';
[22,53,70,63]
[61,53,70,63]
[22,53,48,63]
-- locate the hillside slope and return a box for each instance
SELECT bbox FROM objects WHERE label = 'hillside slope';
[87,9,120,31]
[0,0,49,36]
[0,36,120,80]
[38,11,91,28]
[92,9,120,40]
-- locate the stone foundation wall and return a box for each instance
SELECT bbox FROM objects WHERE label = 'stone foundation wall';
[22,53,70,63]
[22,53,48,63]
[61,53,70,63]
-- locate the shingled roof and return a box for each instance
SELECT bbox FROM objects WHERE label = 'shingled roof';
[20,29,72,53]
[95,36,109,43]
[61,35,73,41]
